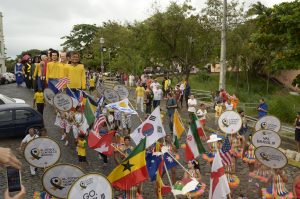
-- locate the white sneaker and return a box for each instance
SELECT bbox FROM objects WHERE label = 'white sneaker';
[65,141,69,146]
[60,135,65,141]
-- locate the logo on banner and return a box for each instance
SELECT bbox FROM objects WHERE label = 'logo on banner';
[141,123,154,136]
[255,146,287,169]
[50,177,66,190]
[252,129,281,148]
[218,111,242,134]
[255,115,281,132]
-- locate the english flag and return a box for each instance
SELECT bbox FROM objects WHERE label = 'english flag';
[55,77,70,90]
[209,152,230,199]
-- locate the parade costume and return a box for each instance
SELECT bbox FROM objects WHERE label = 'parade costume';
[33,191,57,199]
[249,164,272,183]
[202,151,215,163]
[262,174,293,199]
[33,63,46,90]
[24,62,32,89]
[243,144,256,164]
[230,136,243,159]
[65,64,86,89]
[227,173,240,189]
[14,62,23,85]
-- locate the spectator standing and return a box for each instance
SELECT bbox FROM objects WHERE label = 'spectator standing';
[184,80,191,107]
[174,84,182,108]
[257,98,268,118]
[215,101,223,125]
[219,88,228,102]
[145,88,153,114]
[153,85,163,109]
[187,95,197,120]
[238,110,248,136]
[197,103,208,126]
[179,81,185,107]
[136,84,145,113]
[166,93,177,131]
[150,79,160,90]
[294,112,300,152]
[129,74,135,87]
[123,73,129,86]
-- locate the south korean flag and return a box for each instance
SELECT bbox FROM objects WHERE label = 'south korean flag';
[130,106,166,148]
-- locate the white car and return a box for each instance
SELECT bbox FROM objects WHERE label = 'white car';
[0,94,26,105]
[2,73,15,83]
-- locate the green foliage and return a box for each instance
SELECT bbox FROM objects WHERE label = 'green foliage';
[269,97,297,123]
[292,74,300,87]
[196,73,211,82]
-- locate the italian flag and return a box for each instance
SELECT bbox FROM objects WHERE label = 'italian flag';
[185,115,206,161]
[193,115,206,139]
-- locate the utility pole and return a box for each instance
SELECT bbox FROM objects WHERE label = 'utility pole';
[219,0,227,90]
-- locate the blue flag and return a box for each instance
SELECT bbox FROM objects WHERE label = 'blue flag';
[47,80,59,94]
[146,151,162,181]
[163,153,178,170]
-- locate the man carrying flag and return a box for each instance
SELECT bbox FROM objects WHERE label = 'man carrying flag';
[209,151,230,199]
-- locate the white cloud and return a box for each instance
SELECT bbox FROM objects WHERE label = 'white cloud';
[0,0,293,58]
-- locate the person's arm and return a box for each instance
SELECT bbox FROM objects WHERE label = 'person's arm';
[183,171,189,179]
[4,185,26,199]
[0,148,22,169]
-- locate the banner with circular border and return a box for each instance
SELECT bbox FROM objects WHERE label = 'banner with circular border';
[218,111,242,134]
[252,129,281,148]
[44,88,55,105]
[255,146,288,169]
[96,82,105,95]
[255,115,281,132]
[53,93,73,112]
[24,137,61,168]
[113,85,129,100]
[42,164,85,199]
[103,89,120,103]
[67,173,113,199]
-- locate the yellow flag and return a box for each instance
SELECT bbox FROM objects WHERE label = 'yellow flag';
[173,110,185,139]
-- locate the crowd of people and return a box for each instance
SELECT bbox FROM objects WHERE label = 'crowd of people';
[3,48,299,199]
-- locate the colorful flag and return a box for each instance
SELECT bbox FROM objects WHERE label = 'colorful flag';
[220,136,232,166]
[84,99,95,126]
[55,77,70,90]
[130,107,166,148]
[185,119,206,161]
[156,156,171,199]
[107,138,148,190]
[163,152,178,170]
[146,151,162,181]
[209,152,230,199]
[105,98,137,114]
[47,80,59,94]
[66,87,79,108]
[193,115,206,139]
[172,178,199,195]
[173,110,185,149]
[94,132,114,156]
[88,114,106,148]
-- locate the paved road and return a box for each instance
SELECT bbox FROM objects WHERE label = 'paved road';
[0,83,298,199]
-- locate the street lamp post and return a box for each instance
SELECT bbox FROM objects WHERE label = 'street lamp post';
[100,37,105,78]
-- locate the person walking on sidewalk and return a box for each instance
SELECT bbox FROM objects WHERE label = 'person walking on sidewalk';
[136,84,145,113]
[33,88,45,115]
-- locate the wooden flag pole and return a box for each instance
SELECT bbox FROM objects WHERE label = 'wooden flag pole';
[128,99,144,123]
[161,155,177,199]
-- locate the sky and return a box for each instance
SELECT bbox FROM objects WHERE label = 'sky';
[0,0,294,58]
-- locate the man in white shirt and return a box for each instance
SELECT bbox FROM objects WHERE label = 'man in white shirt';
[129,74,135,87]
[150,79,160,90]
[19,128,39,175]
[225,100,233,111]
[153,85,163,109]
[197,103,208,126]
[187,95,197,120]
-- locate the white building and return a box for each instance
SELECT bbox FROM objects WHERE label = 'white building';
[0,12,6,73]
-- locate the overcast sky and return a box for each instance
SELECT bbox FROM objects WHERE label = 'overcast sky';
[0,0,293,58]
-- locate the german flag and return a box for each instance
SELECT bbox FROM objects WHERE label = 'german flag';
[107,138,148,190]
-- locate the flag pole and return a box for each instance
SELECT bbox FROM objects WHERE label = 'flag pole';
[128,99,143,123]
[194,113,207,139]
[161,155,177,199]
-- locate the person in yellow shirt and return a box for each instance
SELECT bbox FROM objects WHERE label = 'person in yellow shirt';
[46,50,63,85]
[33,54,48,90]
[77,133,88,169]
[65,52,86,90]
[215,101,223,126]
[59,51,69,78]
[135,83,145,113]
[89,74,95,93]
[33,89,45,115]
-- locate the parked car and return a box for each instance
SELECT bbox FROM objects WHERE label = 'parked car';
[0,74,6,85]
[0,103,44,138]
[0,94,26,104]
[2,73,15,84]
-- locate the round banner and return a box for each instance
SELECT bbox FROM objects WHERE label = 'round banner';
[103,89,120,103]
[67,173,113,199]
[44,88,55,105]
[42,164,85,199]
[255,146,288,169]
[96,82,105,95]
[252,129,281,148]
[255,115,281,132]
[53,93,73,112]
[24,137,61,168]
[113,85,129,100]
[218,111,242,134]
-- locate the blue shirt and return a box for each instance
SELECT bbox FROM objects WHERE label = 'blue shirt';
[258,103,268,118]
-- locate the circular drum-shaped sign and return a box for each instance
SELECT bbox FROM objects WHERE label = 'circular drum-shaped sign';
[103,89,120,103]
[252,129,281,148]
[113,85,129,100]
[53,93,73,112]
[67,173,113,199]
[218,111,242,134]
[255,115,281,132]
[255,146,288,169]
[44,88,55,105]
[96,82,106,95]
[42,164,85,199]
[24,137,61,168]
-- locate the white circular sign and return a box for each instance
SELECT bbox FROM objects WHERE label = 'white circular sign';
[24,137,61,168]
[42,164,85,199]
[255,115,281,132]
[255,146,288,169]
[44,88,55,105]
[252,130,281,148]
[218,111,242,134]
[96,82,105,95]
[113,85,129,100]
[67,173,113,199]
[103,89,120,103]
[53,93,73,112]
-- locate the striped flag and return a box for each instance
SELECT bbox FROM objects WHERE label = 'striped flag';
[220,136,232,166]
[93,114,106,132]
[54,77,70,90]
[88,114,106,148]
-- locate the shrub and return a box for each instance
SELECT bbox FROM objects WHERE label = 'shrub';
[269,97,296,123]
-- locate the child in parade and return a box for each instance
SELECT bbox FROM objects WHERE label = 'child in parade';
[89,74,95,94]
[293,172,300,199]
[165,134,177,183]
[243,134,256,182]
[196,103,208,127]
[77,133,88,169]
[230,133,244,172]
[33,88,45,115]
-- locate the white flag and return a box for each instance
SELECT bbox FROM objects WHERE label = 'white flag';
[105,98,137,114]
[130,106,166,148]
[209,152,230,199]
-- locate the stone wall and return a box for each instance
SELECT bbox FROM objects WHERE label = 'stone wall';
[273,70,300,91]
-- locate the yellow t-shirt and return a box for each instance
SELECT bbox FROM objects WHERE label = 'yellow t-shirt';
[65,64,86,89]
[77,139,86,156]
[215,105,223,117]
[34,92,44,104]
[136,86,145,97]
[89,78,95,87]
[46,61,63,82]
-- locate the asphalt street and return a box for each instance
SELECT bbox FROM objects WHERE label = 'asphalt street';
[0,83,298,199]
